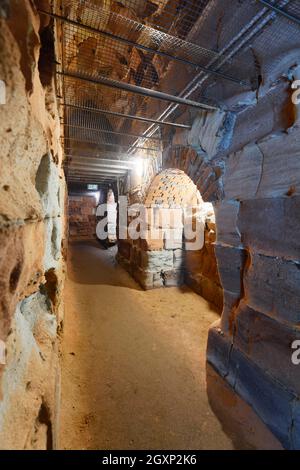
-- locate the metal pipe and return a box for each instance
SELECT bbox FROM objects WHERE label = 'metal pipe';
[57,71,217,111]
[65,151,149,163]
[68,175,116,180]
[68,161,132,171]
[68,176,116,181]
[64,150,149,160]
[68,171,127,178]
[68,179,115,184]
[62,103,190,129]
[38,9,245,85]
[62,123,165,142]
[128,1,288,151]
[66,157,136,166]
[63,137,159,153]
[257,0,300,25]
[68,168,127,175]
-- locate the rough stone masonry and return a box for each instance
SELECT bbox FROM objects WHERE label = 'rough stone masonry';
[0,0,65,449]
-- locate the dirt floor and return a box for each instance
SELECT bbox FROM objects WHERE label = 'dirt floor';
[59,240,234,450]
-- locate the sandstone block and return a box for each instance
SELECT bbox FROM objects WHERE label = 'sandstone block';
[0,292,57,449]
[207,321,232,377]
[224,143,263,201]
[234,301,300,395]
[35,154,61,219]
[228,347,294,449]
[214,200,241,247]
[244,253,300,324]
[238,196,300,261]
[162,269,183,287]
[207,323,296,449]
[189,109,236,158]
[256,129,300,198]
[0,223,45,342]
[173,249,184,269]
[44,217,62,271]
[130,246,141,268]
[118,240,131,261]
[132,268,153,290]
[153,273,164,288]
[185,273,223,311]
[164,227,183,250]
[140,250,173,272]
[206,363,283,450]
[215,245,247,294]
[220,289,241,333]
[140,229,164,251]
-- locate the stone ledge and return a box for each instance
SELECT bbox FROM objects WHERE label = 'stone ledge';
[207,322,300,449]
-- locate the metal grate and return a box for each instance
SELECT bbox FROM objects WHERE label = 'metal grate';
[48,0,294,185]
[58,0,212,37]
[59,6,247,87]
[258,0,300,25]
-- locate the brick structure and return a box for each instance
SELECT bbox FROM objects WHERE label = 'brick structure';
[118,169,222,310]
[68,195,97,240]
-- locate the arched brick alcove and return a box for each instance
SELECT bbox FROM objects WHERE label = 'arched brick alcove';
[117,168,222,309]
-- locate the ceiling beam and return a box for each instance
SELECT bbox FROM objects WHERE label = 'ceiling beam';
[58,71,218,111]
[68,179,115,183]
[62,103,191,130]
[63,136,159,153]
[257,0,300,25]
[68,174,117,180]
[68,161,131,171]
[66,156,136,166]
[67,168,127,175]
[62,123,165,142]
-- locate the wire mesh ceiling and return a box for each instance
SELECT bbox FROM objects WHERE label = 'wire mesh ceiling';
[45,0,298,185]
[52,0,249,184]
[258,0,300,22]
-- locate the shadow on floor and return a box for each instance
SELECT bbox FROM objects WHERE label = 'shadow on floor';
[206,363,283,450]
[67,239,141,290]
[61,240,235,450]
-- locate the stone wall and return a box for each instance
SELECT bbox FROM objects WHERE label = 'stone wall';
[0,1,65,449]
[162,115,300,448]
[156,3,300,447]
[69,195,97,241]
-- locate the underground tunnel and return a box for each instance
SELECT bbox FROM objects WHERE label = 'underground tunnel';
[0,0,300,454]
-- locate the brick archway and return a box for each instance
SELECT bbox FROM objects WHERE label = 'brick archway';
[162,146,224,203]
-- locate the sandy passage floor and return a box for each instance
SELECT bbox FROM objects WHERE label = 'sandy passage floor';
[59,240,233,450]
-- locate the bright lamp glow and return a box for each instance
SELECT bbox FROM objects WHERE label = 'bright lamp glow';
[135,158,144,177]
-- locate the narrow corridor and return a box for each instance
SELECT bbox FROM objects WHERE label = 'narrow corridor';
[59,241,233,450]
